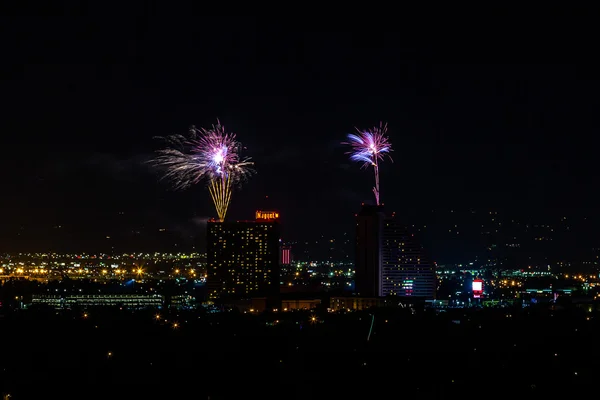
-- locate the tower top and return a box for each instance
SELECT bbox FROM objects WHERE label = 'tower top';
[358,204,385,216]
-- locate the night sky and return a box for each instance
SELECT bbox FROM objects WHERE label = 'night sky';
[1,9,599,259]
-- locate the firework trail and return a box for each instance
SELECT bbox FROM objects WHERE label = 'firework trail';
[343,122,392,205]
[152,121,254,221]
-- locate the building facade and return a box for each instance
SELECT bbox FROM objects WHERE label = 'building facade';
[31,294,164,309]
[355,204,435,299]
[382,219,436,298]
[207,212,280,301]
[355,204,386,297]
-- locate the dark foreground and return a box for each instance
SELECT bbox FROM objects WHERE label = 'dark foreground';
[0,305,596,399]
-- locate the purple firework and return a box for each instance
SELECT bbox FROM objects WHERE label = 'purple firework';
[152,121,254,221]
[153,121,253,190]
[343,122,392,205]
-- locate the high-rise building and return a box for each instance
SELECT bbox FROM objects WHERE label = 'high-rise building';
[207,211,281,301]
[355,204,386,297]
[355,204,435,299]
[382,218,436,298]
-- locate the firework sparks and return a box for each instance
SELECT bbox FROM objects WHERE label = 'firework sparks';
[152,121,254,221]
[343,122,392,205]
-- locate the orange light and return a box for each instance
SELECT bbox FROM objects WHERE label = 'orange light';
[255,210,280,220]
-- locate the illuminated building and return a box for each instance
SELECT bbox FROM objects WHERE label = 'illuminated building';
[330,296,390,311]
[281,298,320,311]
[355,204,435,299]
[31,294,164,309]
[281,245,292,266]
[230,298,321,313]
[207,211,280,301]
[382,219,436,299]
[170,294,195,309]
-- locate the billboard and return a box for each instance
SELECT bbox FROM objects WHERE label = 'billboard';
[281,246,291,265]
[473,279,483,298]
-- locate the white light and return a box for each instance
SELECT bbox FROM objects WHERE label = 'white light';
[213,149,224,164]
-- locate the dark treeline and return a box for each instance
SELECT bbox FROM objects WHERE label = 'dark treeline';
[0,305,595,399]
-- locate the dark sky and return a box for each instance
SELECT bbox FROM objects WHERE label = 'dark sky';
[1,9,599,257]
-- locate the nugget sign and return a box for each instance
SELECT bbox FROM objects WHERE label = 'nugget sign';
[256,210,279,220]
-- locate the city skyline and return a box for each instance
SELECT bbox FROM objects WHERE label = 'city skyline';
[2,207,599,269]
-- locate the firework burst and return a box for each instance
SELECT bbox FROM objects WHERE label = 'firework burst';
[152,121,254,221]
[343,122,392,205]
